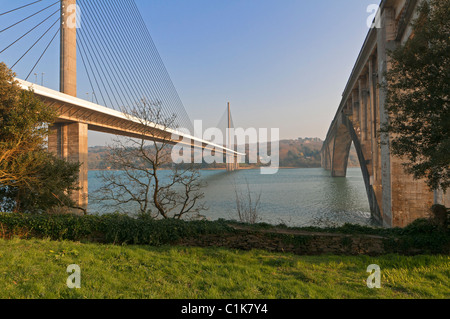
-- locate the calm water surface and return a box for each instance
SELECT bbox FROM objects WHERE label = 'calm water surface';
[88,168,374,228]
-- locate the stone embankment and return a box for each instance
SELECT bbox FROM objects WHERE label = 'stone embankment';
[176,224,389,256]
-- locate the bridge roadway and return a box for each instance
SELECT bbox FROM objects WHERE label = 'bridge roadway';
[16,78,244,212]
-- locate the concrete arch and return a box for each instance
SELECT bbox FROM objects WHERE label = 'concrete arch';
[322,113,382,224]
[341,115,382,223]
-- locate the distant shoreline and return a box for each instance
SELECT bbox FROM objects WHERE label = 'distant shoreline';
[88,166,359,172]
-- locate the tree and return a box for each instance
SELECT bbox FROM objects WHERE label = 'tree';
[382,0,450,192]
[93,101,207,220]
[0,154,80,213]
[0,63,55,189]
[0,62,80,213]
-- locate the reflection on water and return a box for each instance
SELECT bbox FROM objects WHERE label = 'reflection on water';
[88,168,374,228]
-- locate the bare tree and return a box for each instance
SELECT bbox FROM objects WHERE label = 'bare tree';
[93,101,207,219]
[234,179,262,224]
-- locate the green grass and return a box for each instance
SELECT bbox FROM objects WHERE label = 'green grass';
[0,238,448,299]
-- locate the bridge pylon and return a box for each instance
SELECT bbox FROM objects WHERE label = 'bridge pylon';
[226,102,240,172]
[48,0,88,214]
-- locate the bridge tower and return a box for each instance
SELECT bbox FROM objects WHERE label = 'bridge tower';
[226,102,239,172]
[48,0,88,213]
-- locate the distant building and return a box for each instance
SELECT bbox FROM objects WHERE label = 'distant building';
[298,137,322,143]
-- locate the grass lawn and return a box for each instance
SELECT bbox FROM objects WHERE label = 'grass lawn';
[0,238,448,299]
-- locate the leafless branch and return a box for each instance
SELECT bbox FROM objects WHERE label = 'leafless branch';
[92,102,207,219]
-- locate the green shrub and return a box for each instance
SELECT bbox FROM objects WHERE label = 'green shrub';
[0,213,447,254]
[0,212,234,245]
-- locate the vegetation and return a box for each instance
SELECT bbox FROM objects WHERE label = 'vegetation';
[92,102,206,220]
[0,211,447,299]
[0,238,448,299]
[234,179,262,224]
[0,63,55,188]
[383,0,450,192]
[0,63,80,213]
[0,212,448,254]
[0,156,80,214]
[0,213,233,246]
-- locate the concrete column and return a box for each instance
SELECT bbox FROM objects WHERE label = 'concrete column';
[377,6,434,227]
[67,122,88,210]
[371,56,383,216]
[324,142,332,170]
[435,189,450,207]
[60,0,77,96]
[48,122,88,211]
[358,78,366,142]
[368,60,375,162]
[377,7,394,227]
[234,155,239,171]
[345,100,352,116]
[351,90,360,135]
[48,0,88,213]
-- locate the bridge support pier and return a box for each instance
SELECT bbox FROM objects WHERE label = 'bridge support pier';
[226,155,240,172]
[49,122,89,213]
[321,0,445,228]
[49,0,88,213]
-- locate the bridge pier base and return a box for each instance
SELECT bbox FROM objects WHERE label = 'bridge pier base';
[226,155,240,172]
[49,122,88,213]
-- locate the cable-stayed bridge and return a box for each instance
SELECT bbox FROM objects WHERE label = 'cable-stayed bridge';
[0,0,243,212]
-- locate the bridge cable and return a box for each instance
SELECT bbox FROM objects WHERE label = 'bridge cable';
[76,4,129,110]
[122,0,187,127]
[77,40,105,106]
[109,0,178,121]
[77,29,117,108]
[25,27,60,81]
[80,0,148,112]
[92,0,178,123]
[0,0,44,17]
[74,0,194,132]
[0,8,60,54]
[76,22,111,107]
[77,41,99,104]
[0,0,59,34]
[11,17,60,69]
[78,0,132,109]
[78,0,189,130]
[121,0,194,131]
[78,0,146,111]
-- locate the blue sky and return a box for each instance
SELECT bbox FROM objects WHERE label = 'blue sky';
[134,0,379,141]
[0,0,381,146]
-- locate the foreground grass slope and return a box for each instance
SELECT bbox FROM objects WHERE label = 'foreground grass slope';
[0,238,448,299]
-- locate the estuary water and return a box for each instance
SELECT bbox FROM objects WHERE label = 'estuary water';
[88,167,373,228]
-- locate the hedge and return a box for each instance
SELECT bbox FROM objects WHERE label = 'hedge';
[0,213,234,245]
[0,212,448,254]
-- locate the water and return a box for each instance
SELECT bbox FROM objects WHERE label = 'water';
[88,168,374,228]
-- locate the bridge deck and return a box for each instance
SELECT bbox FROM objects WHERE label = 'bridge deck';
[16,78,244,156]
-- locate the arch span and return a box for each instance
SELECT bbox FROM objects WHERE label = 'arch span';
[323,113,382,224]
